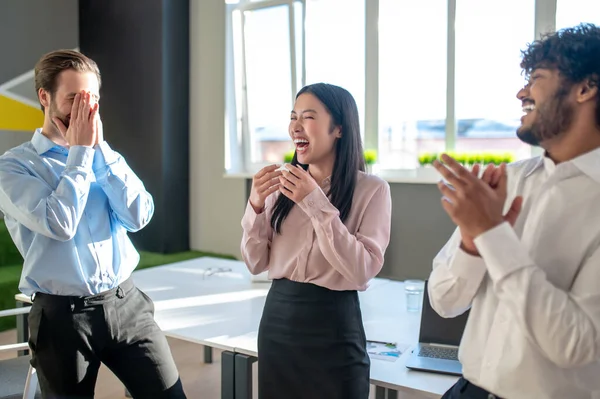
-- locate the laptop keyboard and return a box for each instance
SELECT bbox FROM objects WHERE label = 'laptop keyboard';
[419,346,458,361]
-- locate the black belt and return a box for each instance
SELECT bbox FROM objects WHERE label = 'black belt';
[458,377,503,399]
[32,278,135,311]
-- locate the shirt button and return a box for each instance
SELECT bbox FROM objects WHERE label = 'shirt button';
[308,201,314,206]
[488,394,496,399]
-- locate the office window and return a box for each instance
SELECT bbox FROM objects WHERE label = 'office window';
[556,0,600,30]
[454,0,534,161]
[305,0,366,137]
[378,0,447,169]
[231,0,364,168]
[236,4,296,164]
[225,0,578,175]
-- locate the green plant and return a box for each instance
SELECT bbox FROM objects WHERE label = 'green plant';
[364,149,377,165]
[483,153,495,165]
[0,224,23,267]
[0,264,21,332]
[454,153,468,165]
[490,154,502,165]
[418,152,439,166]
[502,152,516,164]
[417,151,516,167]
[283,150,295,163]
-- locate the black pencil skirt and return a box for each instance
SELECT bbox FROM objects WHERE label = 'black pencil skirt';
[257,278,370,399]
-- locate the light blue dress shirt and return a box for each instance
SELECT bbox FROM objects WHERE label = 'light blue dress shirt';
[0,129,154,296]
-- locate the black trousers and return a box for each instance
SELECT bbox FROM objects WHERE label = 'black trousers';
[257,278,370,399]
[27,278,186,399]
[442,377,503,399]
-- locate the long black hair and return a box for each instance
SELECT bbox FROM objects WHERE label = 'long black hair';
[270,83,365,234]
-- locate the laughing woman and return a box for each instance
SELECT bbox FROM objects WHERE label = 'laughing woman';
[241,83,392,399]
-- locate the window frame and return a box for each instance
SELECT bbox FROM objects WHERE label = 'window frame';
[226,0,304,172]
[226,0,561,175]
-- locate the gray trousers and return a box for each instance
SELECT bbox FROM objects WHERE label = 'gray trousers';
[28,278,186,399]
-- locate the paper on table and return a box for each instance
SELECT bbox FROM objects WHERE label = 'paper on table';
[366,341,410,362]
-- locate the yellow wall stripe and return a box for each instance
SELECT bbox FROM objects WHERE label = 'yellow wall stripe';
[0,94,43,131]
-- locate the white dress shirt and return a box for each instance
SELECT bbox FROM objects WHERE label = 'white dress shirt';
[429,148,600,399]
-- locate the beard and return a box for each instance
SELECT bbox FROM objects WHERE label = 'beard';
[49,99,70,132]
[517,84,574,146]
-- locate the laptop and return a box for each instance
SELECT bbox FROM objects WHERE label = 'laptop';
[405,280,469,376]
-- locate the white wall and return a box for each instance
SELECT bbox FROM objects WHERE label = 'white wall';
[189,0,245,258]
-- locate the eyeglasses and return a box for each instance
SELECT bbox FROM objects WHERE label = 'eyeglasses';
[200,267,233,279]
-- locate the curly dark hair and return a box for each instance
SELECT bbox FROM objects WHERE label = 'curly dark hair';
[520,23,600,127]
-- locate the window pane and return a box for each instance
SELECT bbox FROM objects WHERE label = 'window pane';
[242,5,295,164]
[305,0,365,137]
[378,0,447,169]
[294,1,304,91]
[454,0,534,161]
[556,0,600,30]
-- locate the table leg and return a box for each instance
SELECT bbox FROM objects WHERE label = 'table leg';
[221,351,235,399]
[204,345,213,363]
[375,386,398,399]
[234,353,257,399]
[16,301,31,357]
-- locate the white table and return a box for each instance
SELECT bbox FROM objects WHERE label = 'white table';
[133,257,266,354]
[15,257,458,399]
[15,257,262,356]
[217,278,457,399]
[361,282,458,398]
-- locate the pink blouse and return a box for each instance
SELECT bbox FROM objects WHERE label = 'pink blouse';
[241,171,392,291]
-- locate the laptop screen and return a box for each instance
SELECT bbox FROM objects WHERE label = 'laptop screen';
[419,280,470,346]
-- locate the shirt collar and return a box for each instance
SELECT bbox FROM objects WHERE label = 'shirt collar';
[31,128,65,155]
[570,147,600,184]
[525,148,600,184]
[305,167,331,190]
[524,156,545,178]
